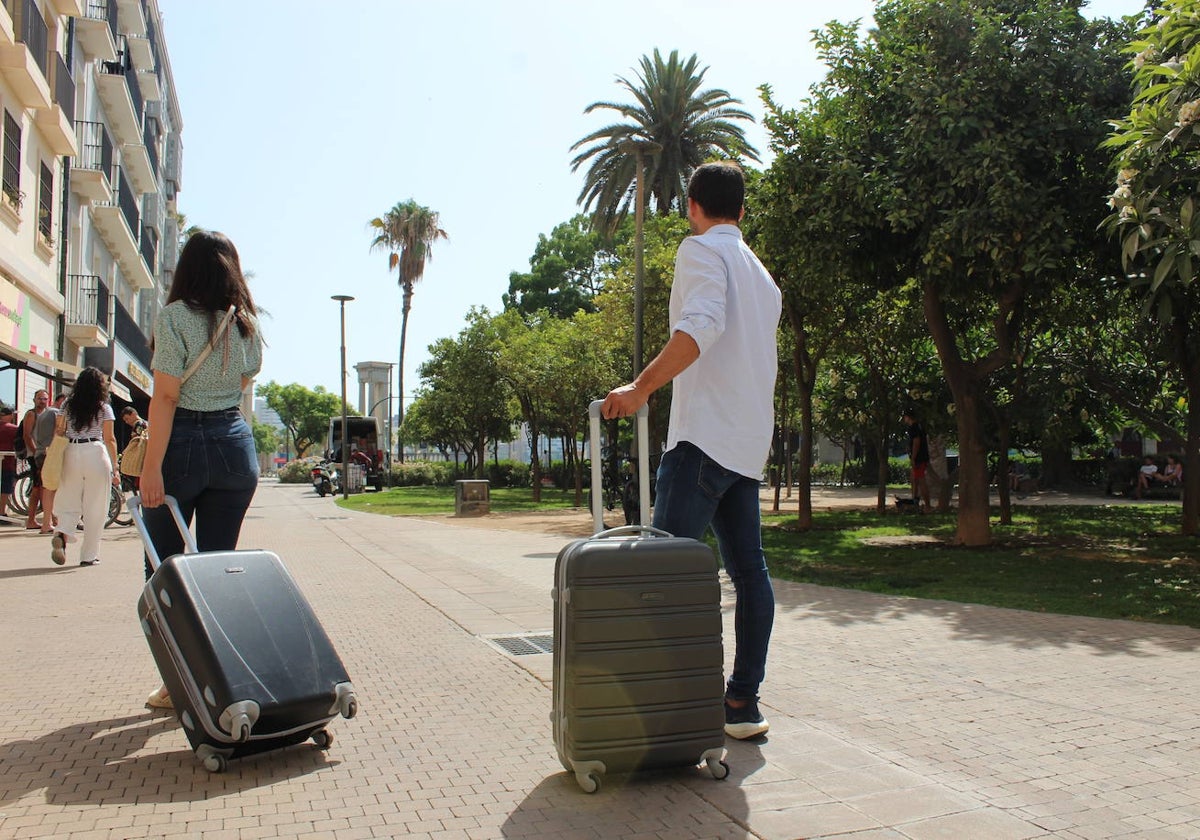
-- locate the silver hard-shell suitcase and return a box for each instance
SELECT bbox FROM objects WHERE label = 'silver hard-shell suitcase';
[130,496,358,772]
[551,402,728,793]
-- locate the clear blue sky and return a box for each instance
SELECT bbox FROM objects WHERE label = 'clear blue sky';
[158,0,1144,403]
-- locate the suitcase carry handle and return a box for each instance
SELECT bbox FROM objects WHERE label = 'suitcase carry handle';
[588,400,651,535]
[594,525,673,540]
[127,494,199,570]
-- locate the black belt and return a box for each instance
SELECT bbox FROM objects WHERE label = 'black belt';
[68,437,101,444]
[176,407,240,418]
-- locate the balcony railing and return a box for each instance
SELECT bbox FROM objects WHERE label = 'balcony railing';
[139,224,156,275]
[13,0,48,78]
[53,51,73,123]
[85,0,118,40]
[115,165,139,240]
[124,51,143,120]
[66,274,110,332]
[142,118,157,176]
[113,297,151,369]
[74,120,113,176]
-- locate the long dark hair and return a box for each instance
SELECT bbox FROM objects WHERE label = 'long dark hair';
[65,367,110,432]
[168,230,258,340]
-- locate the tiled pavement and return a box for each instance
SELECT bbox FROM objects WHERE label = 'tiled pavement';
[3,481,1200,839]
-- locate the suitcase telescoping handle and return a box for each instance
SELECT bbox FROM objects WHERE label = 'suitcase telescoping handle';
[588,399,651,535]
[127,494,199,570]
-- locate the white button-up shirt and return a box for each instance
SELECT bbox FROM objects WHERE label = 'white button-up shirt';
[667,223,782,479]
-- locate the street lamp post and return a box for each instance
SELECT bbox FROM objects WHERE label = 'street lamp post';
[618,139,662,376]
[332,294,354,500]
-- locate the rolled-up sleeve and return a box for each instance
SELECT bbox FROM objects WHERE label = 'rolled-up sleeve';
[671,238,727,355]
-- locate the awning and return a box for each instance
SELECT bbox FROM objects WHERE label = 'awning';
[0,341,84,380]
[109,379,132,401]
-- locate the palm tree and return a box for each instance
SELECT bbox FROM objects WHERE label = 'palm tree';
[570,48,760,233]
[368,200,448,462]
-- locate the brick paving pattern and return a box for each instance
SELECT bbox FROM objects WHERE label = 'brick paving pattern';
[2,481,1198,838]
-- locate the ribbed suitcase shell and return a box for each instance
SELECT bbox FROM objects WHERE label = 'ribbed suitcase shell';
[138,547,355,769]
[551,403,727,792]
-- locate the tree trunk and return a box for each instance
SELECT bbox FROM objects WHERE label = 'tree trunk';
[928,436,952,511]
[996,416,1012,526]
[783,298,815,531]
[1182,350,1200,536]
[397,284,413,464]
[874,438,888,514]
[529,416,542,503]
[924,283,991,546]
[1039,440,1073,488]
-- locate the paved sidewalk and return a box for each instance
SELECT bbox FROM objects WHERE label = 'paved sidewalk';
[3,482,1199,839]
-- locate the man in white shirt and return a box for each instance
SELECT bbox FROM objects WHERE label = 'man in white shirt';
[602,161,782,740]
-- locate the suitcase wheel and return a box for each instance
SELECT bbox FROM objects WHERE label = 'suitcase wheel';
[203,753,228,773]
[709,758,730,780]
[702,749,729,781]
[576,771,600,794]
[334,682,358,719]
[312,729,334,750]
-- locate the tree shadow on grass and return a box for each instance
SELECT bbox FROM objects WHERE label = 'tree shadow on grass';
[765,577,1200,656]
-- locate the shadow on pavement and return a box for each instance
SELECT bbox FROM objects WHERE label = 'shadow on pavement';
[0,566,77,580]
[0,713,336,807]
[501,757,754,838]
[771,579,1200,656]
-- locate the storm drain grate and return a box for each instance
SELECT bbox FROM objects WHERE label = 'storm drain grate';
[486,633,555,656]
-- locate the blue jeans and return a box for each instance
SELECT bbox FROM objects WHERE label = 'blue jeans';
[652,441,774,700]
[142,408,258,578]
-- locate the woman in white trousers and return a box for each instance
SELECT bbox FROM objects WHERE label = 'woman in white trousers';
[50,368,119,567]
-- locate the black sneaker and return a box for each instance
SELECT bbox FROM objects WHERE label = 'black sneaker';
[724,697,769,739]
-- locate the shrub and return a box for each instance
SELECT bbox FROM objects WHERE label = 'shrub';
[278,457,323,484]
[486,460,531,488]
[389,461,458,487]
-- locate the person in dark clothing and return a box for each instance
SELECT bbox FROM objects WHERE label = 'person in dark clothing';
[903,409,932,513]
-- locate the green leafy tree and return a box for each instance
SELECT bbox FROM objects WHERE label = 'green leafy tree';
[1104,0,1200,534]
[570,49,759,233]
[800,1,1130,545]
[503,215,625,319]
[411,310,516,476]
[251,420,281,457]
[255,381,350,457]
[369,199,448,460]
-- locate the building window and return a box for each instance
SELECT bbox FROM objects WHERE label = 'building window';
[38,162,52,239]
[2,111,22,209]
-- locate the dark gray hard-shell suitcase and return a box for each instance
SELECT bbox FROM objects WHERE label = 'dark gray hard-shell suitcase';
[130,496,358,772]
[551,402,728,793]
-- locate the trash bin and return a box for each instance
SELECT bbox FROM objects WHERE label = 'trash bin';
[455,480,490,516]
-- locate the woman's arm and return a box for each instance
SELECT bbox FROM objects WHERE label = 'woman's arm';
[102,418,119,485]
[138,371,182,507]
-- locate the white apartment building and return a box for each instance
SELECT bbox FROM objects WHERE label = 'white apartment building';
[0,0,82,406]
[0,0,181,422]
[73,0,180,412]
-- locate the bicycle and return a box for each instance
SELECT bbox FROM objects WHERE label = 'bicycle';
[9,458,129,528]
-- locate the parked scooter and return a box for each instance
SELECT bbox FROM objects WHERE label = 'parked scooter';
[311,461,340,497]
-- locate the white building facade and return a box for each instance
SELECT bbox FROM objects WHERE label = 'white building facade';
[0,0,181,424]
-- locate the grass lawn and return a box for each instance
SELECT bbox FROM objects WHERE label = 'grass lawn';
[335,485,584,516]
[763,505,1200,627]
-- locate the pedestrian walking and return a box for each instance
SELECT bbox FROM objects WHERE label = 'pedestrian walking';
[35,392,67,534]
[20,389,48,529]
[137,229,263,710]
[49,369,119,567]
[903,408,932,513]
[0,404,18,517]
[601,161,781,740]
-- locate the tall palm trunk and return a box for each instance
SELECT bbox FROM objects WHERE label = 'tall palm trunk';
[397,283,413,464]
